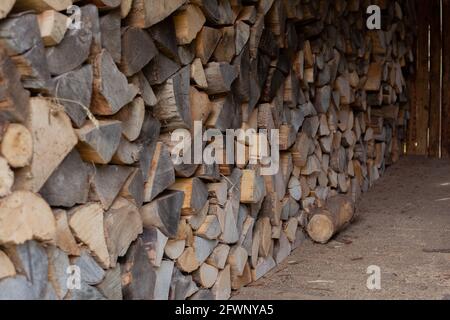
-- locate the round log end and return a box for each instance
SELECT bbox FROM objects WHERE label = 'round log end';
[307,214,335,244]
[0,123,33,168]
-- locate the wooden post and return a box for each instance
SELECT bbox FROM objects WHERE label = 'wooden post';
[409,0,430,155]
[429,0,442,158]
[442,0,450,157]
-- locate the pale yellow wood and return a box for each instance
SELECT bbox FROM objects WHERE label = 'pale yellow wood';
[0,191,56,245]
[68,203,110,268]
[14,98,77,193]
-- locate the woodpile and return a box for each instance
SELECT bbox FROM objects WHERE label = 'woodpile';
[0,0,415,300]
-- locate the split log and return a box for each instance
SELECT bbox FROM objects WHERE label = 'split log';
[195,26,223,64]
[13,0,71,12]
[0,191,56,245]
[52,64,93,128]
[121,237,157,300]
[164,239,186,260]
[154,260,175,300]
[99,10,122,63]
[196,215,221,240]
[91,49,138,115]
[0,1,14,19]
[240,169,266,204]
[96,265,122,300]
[104,197,143,266]
[89,165,134,210]
[169,178,208,216]
[148,18,179,62]
[45,5,97,76]
[227,245,247,277]
[76,120,122,165]
[111,137,142,165]
[111,97,145,142]
[0,156,13,197]
[143,53,180,85]
[140,190,184,238]
[53,209,80,256]
[119,168,144,208]
[174,4,206,45]
[120,27,157,76]
[13,97,77,193]
[68,203,110,268]
[204,62,238,95]
[307,195,355,244]
[0,249,16,280]
[141,227,168,267]
[0,51,30,123]
[211,264,231,300]
[143,142,176,203]
[231,261,252,290]
[71,249,105,285]
[5,240,49,298]
[126,0,187,28]
[206,243,230,269]
[176,247,200,273]
[40,150,90,208]
[190,58,208,89]
[169,266,199,300]
[251,255,276,281]
[193,263,218,288]
[37,10,68,47]
[153,66,192,131]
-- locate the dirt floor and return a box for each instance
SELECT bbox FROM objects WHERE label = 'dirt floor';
[233,156,450,300]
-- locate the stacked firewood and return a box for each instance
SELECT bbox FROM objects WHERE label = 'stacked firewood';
[0,0,415,300]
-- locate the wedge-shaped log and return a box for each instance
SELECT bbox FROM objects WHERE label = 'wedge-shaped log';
[37,10,68,47]
[40,149,90,208]
[0,1,15,19]
[153,66,192,132]
[169,178,209,216]
[104,197,143,267]
[206,243,230,270]
[120,26,157,76]
[52,64,93,128]
[204,62,238,95]
[68,203,110,268]
[111,97,145,142]
[211,264,231,300]
[91,49,138,115]
[0,51,30,123]
[240,169,266,204]
[89,165,134,210]
[53,209,80,256]
[0,191,56,245]
[76,120,122,164]
[140,190,184,238]
[121,237,157,300]
[174,4,206,45]
[143,142,176,203]
[195,26,222,64]
[13,0,72,12]
[141,227,168,268]
[193,263,218,289]
[126,0,187,28]
[14,97,77,193]
[45,5,97,76]
[0,249,15,280]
